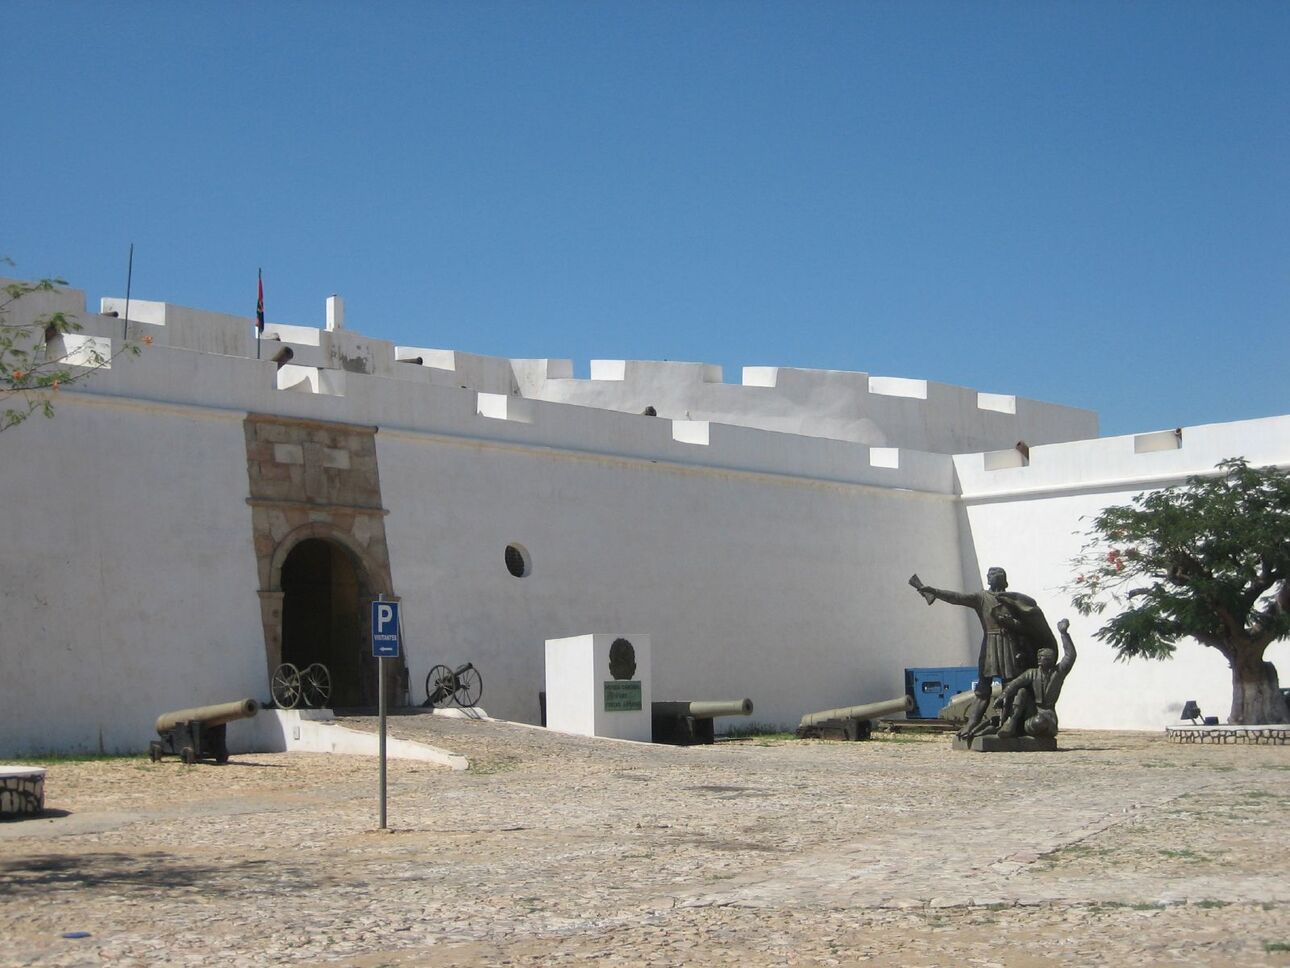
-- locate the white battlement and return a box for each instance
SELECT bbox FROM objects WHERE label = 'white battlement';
[27,284,1095,457]
[956,415,1290,499]
[529,358,1095,454]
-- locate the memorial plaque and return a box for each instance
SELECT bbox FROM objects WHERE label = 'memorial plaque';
[604,680,642,712]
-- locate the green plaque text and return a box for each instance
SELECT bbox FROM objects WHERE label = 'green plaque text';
[603,680,642,712]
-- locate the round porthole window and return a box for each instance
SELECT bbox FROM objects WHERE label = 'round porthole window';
[505,543,531,578]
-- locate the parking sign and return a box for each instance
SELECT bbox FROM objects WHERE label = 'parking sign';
[371,600,401,658]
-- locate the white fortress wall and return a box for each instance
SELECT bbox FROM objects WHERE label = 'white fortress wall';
[0,285,978,750]
[955,416,1290,731]
[525,358,1098,452]
[100,297,253,358]
[6,282,1282,748]
[0,392,266,755]
[377,427,974,729]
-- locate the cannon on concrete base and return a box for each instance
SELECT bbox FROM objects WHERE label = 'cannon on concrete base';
[795,695,913,740]
[652,698,754,746]
[150,699,259,764]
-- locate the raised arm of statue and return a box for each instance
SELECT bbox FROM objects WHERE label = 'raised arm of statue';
[908,573,936,605]
[909,574,979,608]
[1056,618,1077,675]
[927,587,980,608]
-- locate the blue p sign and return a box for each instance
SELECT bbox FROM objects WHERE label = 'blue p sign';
[371,600,401,658]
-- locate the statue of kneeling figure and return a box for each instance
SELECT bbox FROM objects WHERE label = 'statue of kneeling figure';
[994,618,1078,739]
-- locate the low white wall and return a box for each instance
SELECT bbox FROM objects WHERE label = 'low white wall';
[232,710,467,768]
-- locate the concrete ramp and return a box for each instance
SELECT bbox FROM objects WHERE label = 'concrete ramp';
[229,708,468,770]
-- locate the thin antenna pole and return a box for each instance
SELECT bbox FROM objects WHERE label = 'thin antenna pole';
[122,243,134,341]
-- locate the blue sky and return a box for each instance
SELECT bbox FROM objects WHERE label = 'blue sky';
[5,1,1287,437]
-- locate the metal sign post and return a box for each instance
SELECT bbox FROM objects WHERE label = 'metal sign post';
[371,596,402,830]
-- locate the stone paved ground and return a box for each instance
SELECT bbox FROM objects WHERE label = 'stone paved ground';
[1,715,1288,966]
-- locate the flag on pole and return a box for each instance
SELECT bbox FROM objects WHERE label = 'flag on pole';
[256,269,265,332]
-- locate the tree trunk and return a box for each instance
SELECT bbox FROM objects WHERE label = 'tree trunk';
[1228,648,1290,725]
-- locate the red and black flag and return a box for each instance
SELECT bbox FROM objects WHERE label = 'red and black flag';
[256,269,265,332]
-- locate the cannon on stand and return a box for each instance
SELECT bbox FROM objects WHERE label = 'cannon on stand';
[150,699,259,764]
[795,695,913,740]
[652,698,754,745]
[424,662,483,709]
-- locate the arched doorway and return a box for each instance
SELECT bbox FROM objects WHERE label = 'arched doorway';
[280,537,374,708]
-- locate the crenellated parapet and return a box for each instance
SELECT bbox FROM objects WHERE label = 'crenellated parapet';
[524,358,1097,455]
[7,282,1092,476]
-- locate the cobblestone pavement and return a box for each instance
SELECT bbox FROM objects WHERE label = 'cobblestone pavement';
[1,716,1288,966]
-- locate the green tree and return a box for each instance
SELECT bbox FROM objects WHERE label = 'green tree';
[1068,459,1290,725]
[1,267,138,432]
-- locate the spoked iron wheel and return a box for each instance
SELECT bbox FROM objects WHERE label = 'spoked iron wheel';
[454,665,483,708]
[271,662,302,709]
[425,664,456,707]
[301,663,332,709]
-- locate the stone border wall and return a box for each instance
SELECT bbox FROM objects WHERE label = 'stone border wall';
[0,767,46,816]
[1165,725,1290,745]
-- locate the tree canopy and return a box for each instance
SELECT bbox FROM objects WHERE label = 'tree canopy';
[1069,458,1290,724]
[1,269,138,432]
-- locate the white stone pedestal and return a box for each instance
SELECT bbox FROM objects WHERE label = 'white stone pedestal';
[545,634,652,742]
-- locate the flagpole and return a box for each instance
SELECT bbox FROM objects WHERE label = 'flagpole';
[122,243,134,342]
[256,267,263,360]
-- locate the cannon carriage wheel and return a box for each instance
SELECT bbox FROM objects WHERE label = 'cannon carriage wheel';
[425,664,456,708]
[301,663,332,709]
[454,665,482,707]
[270,663,303,709]
[424,662,483,708]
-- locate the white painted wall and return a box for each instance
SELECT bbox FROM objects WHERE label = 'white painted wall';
[1,282,1285,752]
[527,360,1097,453]
[955,417,1290,729]
[0,395,266,755]
[377,428,972,730]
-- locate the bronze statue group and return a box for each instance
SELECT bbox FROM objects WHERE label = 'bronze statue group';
[910,567,1076,742]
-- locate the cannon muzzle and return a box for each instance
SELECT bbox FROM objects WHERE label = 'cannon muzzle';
[155,699,259,735]
[798,694,912,729]
[652,698,754,720]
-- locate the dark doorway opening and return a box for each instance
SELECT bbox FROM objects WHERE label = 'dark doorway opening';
[281,538,374,707]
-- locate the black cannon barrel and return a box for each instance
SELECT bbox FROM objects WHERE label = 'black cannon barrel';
[652,699,754,719]
[155,699,259,735]
[798,694,912,728]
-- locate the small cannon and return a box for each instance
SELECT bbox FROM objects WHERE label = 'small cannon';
[150,699,259,764]
[270,662,332,709]
[795,694,913,740]
[424,662,483,708]
[652,698,754,746]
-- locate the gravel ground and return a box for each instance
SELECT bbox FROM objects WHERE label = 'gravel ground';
[1,715,1288,966]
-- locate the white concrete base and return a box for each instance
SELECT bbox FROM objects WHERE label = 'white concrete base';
[228,709,468,770]
[0,766,46,816]
[545,633,653,742]
[428,705,491,720]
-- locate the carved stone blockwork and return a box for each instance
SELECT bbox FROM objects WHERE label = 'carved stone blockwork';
[244,414,402,706]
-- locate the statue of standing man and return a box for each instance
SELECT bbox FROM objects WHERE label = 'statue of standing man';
[909,567,1039,737]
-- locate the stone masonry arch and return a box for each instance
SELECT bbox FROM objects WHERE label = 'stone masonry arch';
[245,414,403,708]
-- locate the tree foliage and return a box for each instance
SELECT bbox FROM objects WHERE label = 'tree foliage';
[0,265,139,432]
[1068,458,1290,723]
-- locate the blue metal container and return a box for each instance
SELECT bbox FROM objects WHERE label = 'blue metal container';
[904,666,978,719]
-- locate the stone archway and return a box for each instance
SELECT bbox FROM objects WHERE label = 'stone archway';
[278,534,374,707]
[245,414,403,709]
